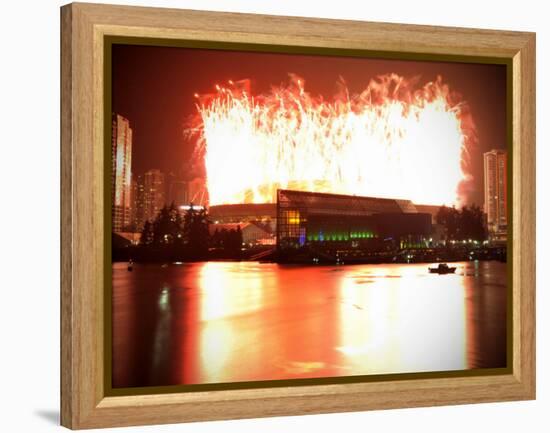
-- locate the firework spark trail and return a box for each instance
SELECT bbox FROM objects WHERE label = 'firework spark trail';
[189,74,475,206]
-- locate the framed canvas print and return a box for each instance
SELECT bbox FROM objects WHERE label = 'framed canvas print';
[60,2,536,429]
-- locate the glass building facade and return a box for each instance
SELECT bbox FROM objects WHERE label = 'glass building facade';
[276,189,432,255]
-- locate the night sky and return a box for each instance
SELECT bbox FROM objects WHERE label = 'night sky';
[112,44,507,206]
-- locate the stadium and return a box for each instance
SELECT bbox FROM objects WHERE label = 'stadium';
[209,189,439,262]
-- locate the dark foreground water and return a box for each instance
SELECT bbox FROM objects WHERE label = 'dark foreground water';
[112,260,507,388]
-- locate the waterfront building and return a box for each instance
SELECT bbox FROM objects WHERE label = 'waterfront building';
[143,169,165,223]
[276,189,432,256]
[130,174,146,231]
[484,149,507,241]
[111,114,132,232]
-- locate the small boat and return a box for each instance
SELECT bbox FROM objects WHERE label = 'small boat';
[428,263,456,274]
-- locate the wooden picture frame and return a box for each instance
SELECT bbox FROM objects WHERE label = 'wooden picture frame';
[61,2,536,429]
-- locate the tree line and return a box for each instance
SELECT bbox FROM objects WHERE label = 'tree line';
[123,203,243,261]
[436,204,486,242]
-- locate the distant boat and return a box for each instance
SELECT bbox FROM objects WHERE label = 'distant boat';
[428,263,456,274]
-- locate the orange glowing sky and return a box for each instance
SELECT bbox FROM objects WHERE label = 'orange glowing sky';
[112,44,507,206]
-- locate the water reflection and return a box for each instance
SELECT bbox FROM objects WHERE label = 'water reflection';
[337,266,467,374]
[112,261,507,388]
[199,262,264,320]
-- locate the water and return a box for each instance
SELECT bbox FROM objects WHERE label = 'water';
[112,260,507,388]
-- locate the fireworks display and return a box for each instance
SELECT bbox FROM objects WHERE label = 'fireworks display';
[190,73,475,206]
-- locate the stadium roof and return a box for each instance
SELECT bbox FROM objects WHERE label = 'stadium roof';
[209,203,276,219]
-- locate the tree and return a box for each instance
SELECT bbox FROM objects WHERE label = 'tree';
[436,205,460,241]
[211,228,221,248]
[139,220,154,245]
[436,204,487,242]
[183,206,209,256]
[459,204,486,241]
[209,226,243,256]
[226,226,242,255]
[151,203,184,246]
[138,203,212,259]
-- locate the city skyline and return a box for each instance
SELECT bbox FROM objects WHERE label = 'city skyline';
[114,112,508,236]
[111,112,209,232]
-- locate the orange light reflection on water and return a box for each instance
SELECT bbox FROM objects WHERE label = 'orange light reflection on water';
[197,262,265,383]
[112,261,506,388]
[336,265,467,375]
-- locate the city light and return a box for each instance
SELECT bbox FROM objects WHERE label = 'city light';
[179,204,205,211]
[191,74,474,206]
